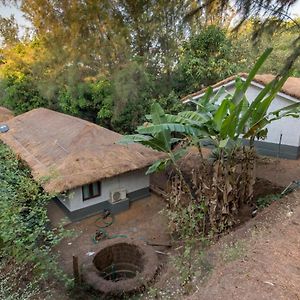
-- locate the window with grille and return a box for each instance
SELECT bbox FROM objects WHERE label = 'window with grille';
[82,181,101,200]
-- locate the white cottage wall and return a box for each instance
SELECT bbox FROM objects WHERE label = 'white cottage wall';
[58,168,149,212]
[57,193,72,211]
[214,84,300,147]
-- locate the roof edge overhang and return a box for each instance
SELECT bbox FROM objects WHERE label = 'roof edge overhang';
[182,76,300,104]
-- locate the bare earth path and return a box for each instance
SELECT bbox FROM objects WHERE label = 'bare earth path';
[49,150,300,299]
[189,191,300,300]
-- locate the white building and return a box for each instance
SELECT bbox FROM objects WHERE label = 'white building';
[0,108,162,221]
[182,74,300,159]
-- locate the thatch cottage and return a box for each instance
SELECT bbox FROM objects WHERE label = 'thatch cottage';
[0,108,162,221]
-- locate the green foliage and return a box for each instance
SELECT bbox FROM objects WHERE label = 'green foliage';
[119,102,186,174]
[59,78,112,123]
[0,11,255,135]
[109,62,153,133]
[122,49,300,166]
[0,74,47,114]
[121,50,300,238]
[165,201,206,240]
[222,241,246,263]
[256,193,281,208]
[172,242,194,285]
[0,3,299,135]
[111,97,151,134]
[0,142,71,283]
[233,18,300,76]
[156,90,186,115]
[171,239,211,287]
[170,49,300,151]
[177,26,238,94]
[0,15,19,46]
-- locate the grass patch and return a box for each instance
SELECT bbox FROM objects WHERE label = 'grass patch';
[222,241,246,263]
[256,193,281,208]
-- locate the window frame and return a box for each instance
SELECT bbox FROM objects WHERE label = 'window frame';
[82,181,101,201]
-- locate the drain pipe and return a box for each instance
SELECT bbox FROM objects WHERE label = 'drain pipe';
[281,180,300,196]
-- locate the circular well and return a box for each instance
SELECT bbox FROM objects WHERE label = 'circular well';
[82,238,158,295]
[94,242,144,281]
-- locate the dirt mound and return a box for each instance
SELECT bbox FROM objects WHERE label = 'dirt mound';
[188,191,300,300]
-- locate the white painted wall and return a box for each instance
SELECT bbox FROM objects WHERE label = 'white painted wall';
[58,168,150,212]
[207,83,300,147]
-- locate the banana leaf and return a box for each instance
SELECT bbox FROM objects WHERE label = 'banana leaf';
[146,158,171,175]
[149,103,172,152]
[252,72,290,123]
[231,48,273,104]
[137,123,205,137]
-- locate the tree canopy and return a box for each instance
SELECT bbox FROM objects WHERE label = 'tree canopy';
[0,0,299,133]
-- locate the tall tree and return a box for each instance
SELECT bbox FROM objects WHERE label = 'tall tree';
[186,0,300,72]
[0,15,19,46]
[175,25,238,94]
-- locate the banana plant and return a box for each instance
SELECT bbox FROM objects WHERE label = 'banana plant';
[160,48,300,152]
[120,48,300,171]
[119,102,207,175]
[119,48,300,235]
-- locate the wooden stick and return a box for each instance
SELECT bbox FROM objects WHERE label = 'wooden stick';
[155,250,169,255]
[73,255,81,284]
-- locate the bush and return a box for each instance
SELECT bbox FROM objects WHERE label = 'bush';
[256,193,281,208]
[0,142,71,282]
[59,78,112,123]
[176,25,238,94]
[0,74,47,114]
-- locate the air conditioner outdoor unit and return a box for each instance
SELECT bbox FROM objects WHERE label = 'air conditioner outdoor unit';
[110,189,127,204]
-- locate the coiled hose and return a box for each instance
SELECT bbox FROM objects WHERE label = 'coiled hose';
[92,211,127,243]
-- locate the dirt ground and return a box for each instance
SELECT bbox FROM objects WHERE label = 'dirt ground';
[188,190,300,300]
[51,194,170,275]
[185,148,300,299]
[47,148,300,299]
[256,155,300,187]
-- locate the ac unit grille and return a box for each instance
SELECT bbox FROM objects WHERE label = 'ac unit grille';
[110,189,127,204]
[112,191,121,202]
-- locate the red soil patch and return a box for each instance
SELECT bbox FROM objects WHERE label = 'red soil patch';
[188,191,300,300]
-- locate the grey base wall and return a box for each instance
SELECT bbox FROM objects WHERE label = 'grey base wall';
[54,187,150,222]
[202,139,300,160]
[242,139,300,160]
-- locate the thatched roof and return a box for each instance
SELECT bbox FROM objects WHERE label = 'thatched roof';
[182,73,300,102]
[0,107,14,122]
[0,108,163,194]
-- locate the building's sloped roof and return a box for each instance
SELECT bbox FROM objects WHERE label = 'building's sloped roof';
[0,106,14,122]
[181,73,300,102]
[0,108,163,194]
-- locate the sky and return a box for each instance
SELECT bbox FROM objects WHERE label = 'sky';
[290,1,300,16]
[0,4,29,27]
[0,0,300,28]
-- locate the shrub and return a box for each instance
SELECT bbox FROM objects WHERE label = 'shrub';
[0,260,48,300]
[0,142,71,283]
[0,74,47,114]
